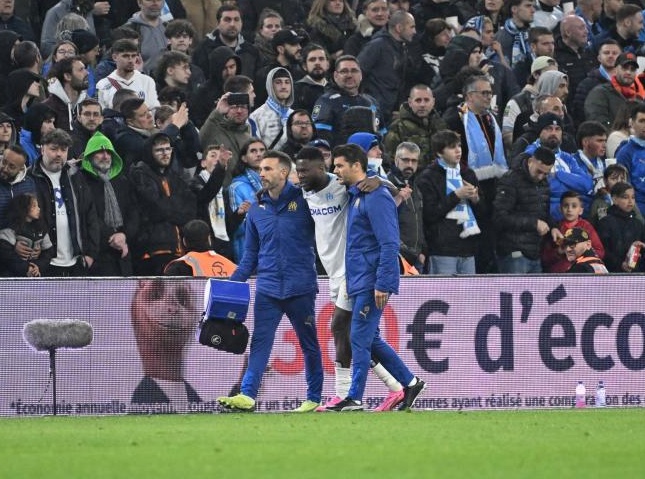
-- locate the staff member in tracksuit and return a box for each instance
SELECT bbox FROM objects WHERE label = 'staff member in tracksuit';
[327,143,425,412]
[217,150,323,412]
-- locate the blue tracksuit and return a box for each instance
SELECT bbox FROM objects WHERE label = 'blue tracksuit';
[231,182,323,401]
[617,138,645,214]
[345,183,414,401]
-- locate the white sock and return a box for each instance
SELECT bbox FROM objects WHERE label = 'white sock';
[407,377,418,387]
[371,361,403,392]
[335,362,351,398]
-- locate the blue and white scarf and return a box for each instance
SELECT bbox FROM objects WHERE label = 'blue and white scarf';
[461,104,508,180]
[438,158,481,238]
[503,18,531,67]
[266,96,291,126]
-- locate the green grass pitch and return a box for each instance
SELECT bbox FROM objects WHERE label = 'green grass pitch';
[1,409,644,478]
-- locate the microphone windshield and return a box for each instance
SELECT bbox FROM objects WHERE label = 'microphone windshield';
[23,319,93,351]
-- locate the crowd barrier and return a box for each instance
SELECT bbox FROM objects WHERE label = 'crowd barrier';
[1,275,644,416]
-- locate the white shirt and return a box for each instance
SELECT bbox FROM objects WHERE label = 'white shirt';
[97,70,160,110]
[44,169,76,267]
[303,173,348,278]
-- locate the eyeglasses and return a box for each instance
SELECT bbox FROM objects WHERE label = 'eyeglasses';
[469,90,494,97]
[153,147,173,154]
[293,121,312,127]
[337,68,360,76]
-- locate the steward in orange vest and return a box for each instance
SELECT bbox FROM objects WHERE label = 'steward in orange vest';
[164,219,237,277]
[563,227,608,274]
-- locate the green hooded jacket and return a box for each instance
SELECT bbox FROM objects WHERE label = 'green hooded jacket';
[81,131,124,180]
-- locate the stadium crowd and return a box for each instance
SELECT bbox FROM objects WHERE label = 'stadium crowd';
[2,0,645,277]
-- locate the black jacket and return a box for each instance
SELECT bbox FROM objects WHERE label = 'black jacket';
[416,161,484,257]
[554,37,598,110]
[29,161,100,261]
[129,134,197,257]
[192,32,261,83]
[571,68,608,127]
[597,205,645,272]
[493,156,552,260]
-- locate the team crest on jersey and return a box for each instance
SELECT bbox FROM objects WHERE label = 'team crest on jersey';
[288,201,297,211]
[353,198,360,208]
[312,104,321,118]
[326,192,334,201]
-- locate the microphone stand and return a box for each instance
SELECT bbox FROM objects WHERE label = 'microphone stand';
[49,348,57,416]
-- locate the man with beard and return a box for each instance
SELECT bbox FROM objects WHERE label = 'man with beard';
[0,145,36,230]
[42,57,89,134]
[523,113,591,221]
[585,51,645,128]
[293,43,330,113]
[79,131,139,275]
[192,4,261,82]
[563,227,608,273]
[29,128,100,276]
[280,110,315,159]
[387,142,426,272]
[255,29,305,106]
[97,39,159,110]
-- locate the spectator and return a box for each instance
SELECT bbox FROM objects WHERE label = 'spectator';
[100,88,137,143]
[511,26,555,87]
[41,40,78,77]
[129,131,197,275]
[280,110,315,159]
[494,0,535,69]
[0,0,35,42]
[1,69,41,131]
[0,192,54,277]
[571,39,621,126]
[357,10,417,124]
[292,43,330,113]
[541,191,605,273]
[493,146,557,273]
[584,51,645,129]
[183,0,221,41]
[228,137,265,262]
[192,4,262,80]
[199,76,254,182]
[256,29,305,103]
[572,120,608,210]
[154,51,192,96]
[306,0,357,61]
[386,141,426,271]
[591,3,643,53]
[384,84,447,169]
[312,55,384,147]
[164,18,206,90]
[562,226,609,273]
[70,29,100,98]
[532,0,563,32]
[253,8,283,67]
[617,103,645,214]
[555,14,597,114]
[70,98,103,160]
[250,67,294,151]
[96,39,159,110]
[344,0,390,57]
[122,0,169,73]
[40,0,108,58]
[408,18,451,90]
[589,163,644,227]
[79,131,139,275]
[94,26,140,83]
[0,144,36,229]
[598,181,645,272]
[0,112,16,158]
[190,46,240,128]
[189,144,234,261]
[606,99,638,158]
[42,57,89,133]
[18,104,57,166]
[417,129,483,275]
[29,128,100,276]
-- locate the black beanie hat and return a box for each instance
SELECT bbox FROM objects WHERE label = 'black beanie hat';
[71,29,99,54]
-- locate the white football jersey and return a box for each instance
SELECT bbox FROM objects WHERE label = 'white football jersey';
[303,173,348,279]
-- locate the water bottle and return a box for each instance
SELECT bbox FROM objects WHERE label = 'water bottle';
[596,381,606,407]
[575,381,586,408]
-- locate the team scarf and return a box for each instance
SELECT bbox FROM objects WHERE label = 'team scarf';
[266,96,291,126]
[460,103,508,180]
[503,18,531,67]
[610,74,645,100]
[438,158,481,238]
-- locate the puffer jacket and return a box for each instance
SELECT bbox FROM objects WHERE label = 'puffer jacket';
[231,181,317,299]
[493,155,552,260]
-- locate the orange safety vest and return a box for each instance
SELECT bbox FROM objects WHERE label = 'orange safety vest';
[165,251,237,277]
[574,256,609,274]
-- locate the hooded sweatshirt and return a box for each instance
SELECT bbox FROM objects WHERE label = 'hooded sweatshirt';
[0,112,17,152]
[81,132,125,180]
[190,46,242,128]
[2,69,42,129]
[19,103,57,165]
[125,12,168,74]
[42,78,88,133]
[249,67,294,151]
[0,30,20,107]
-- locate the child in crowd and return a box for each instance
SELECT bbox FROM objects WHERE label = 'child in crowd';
[0,193,54,277]
[542,191,604,273]
[597,182,645,272]
[416,129,482,275]
[589,164,644,228]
